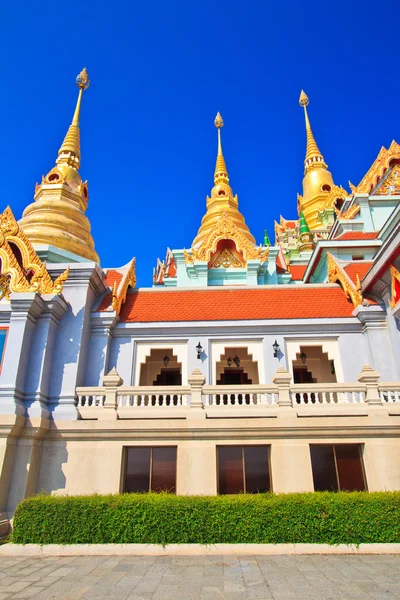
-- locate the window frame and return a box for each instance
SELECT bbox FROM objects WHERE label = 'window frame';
[310,443,367,492]
[216,445,272,494]
[123,446,178,494]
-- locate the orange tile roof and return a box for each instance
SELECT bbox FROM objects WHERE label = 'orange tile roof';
[344,262,374,285]
[119,287,355,322]
[289,265,307,281]
[336,232,379,240]
[98,270,123,311]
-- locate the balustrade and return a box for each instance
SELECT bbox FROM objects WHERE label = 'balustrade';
[75,366,398,418]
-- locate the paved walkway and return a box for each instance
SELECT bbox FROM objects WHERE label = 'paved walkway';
[0,554,400,599]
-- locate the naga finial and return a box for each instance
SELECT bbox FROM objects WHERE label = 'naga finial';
[76,68,90,91]
[214,112,224,129]
[299,89,309,107]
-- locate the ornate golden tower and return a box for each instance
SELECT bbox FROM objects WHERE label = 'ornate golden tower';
[298,90,337,230]
[191,113,256,249]
[19,68,99,262]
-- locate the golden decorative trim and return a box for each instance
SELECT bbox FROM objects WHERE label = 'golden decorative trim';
[0,206,69,297]
[337,203,360,220]
[374,163,400,196]
[111,258,136,314]
[327,252,363,307]
[389,264,400,309]
[322,185,349,211]
[209,246,245,269]
[354,140,400,194]
[188,213,268,264]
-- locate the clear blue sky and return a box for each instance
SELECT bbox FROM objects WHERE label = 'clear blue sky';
[2,0,399,286]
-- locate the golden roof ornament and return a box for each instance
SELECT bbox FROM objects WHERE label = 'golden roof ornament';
[56,68,90,171]
[299,90,327,172]
[19,69,99,262]
[214,112,229,185]
[190,113,256,251]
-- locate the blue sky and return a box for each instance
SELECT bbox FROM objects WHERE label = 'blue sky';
[2,0,399,286]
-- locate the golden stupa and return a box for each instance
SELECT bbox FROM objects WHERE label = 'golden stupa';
[191,112,256,249]
[19,68,99,262]
[298,90,336,230]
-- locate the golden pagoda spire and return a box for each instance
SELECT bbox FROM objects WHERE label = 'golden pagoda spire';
[56,68,90,171]
[297,90,341,231]
[190,113,256,250]
[299,90,327,172]
[214,112,229,184]
[19,68,99,263]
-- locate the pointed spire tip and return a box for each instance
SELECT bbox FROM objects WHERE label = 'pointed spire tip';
[214,112,224,128]
[299,90,309,107]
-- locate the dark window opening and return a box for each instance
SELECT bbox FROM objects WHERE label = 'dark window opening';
[153,368,181,386]
[125,447,177,493]
[310,444,366,492]
[322,184,331,192]
[218,446,271,494]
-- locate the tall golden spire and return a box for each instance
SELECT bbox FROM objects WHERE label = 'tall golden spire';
[56,68,90,171]
[19,68,99,263]
[297,90,338,230]
[191,113,256,249]
[299,90,327,172]
[214,112,229,184]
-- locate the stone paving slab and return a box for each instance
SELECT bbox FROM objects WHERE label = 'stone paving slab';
[0,555,399,599]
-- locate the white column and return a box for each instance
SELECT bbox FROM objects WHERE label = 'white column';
[24,295,69,418]
[0,294,44,415]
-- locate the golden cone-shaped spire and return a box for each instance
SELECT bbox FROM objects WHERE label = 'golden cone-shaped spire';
[56,68,90,170]
[214,112,229,184]
[191,113,256,250]
[299,90,327,172]
[297,90,339,231]
[19,68,99,263]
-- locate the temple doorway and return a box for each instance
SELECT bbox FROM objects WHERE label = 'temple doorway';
[216,347,259,385]
[139,348,182,386]
[292,345,337,384]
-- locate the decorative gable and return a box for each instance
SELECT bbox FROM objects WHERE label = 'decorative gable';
[0,206,69,301]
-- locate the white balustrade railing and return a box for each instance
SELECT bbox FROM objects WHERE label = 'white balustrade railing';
[75,378,400,416]
[203,385,278,407]
[76,387,106,408]
[379,384,400,403]
[291,384,366,405]
[117,386,190,408]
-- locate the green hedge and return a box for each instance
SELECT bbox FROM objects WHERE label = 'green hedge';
[12,492,400,545]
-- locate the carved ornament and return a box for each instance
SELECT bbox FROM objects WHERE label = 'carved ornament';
[354,140,400,194]
[337,203,360,220]
[322,185,349,211]
[0,206,69,298]
[187,213,269,264]
[327,252,363,307]
[389,264,400,309]
[111,258,136,314]
[374,163,400,196]
[209,246,245,269]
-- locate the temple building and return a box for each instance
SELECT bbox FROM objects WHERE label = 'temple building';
[0,71,399,535]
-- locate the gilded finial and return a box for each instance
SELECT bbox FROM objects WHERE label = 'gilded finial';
[299,89,327,172]
[76,68,90,91]
[56,68,90,170]
[214,112,224,129]
[299,90,309,107]
[214,112,229,184]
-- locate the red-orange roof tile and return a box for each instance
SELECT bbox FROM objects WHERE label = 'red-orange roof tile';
[119,287,355,322]
[290,265,307,281]
[336,232,379,240]
[98,270,123,311]
[344,262,374,285]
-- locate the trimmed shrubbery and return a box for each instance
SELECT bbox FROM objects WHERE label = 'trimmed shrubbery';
[12,492,400,545]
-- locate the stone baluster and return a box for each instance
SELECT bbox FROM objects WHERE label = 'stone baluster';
[99,368,123,420]
[188,368,206,419]
[273,366,293,407]
[357,364,381,405]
